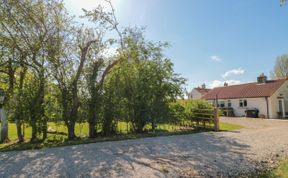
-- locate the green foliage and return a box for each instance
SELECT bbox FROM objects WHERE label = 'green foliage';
[177,99,213,119]
[0,0,225,146]
[100,28,186,133]
[272,54,288,79]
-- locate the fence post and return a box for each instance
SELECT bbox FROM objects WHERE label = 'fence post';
[214,108,219,132]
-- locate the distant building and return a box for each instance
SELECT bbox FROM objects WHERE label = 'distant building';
[202,74,288,119]
[188,84,211,99]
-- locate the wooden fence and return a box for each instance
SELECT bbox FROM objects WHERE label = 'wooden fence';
[192,108,219,131]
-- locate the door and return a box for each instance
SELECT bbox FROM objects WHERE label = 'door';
[278,99,285,118]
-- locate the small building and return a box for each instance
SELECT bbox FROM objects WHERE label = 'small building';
[188,84,211,99]
[202,74,288,119]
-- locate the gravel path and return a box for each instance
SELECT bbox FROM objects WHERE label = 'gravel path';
[1,117,288,178]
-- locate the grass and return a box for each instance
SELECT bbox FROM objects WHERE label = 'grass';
[0,121,243,152]
[220,122,244,131]
[274,160,288,178]
[255,160,288,178]
[257,160,288,178]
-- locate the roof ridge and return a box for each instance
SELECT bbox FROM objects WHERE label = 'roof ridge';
[202,78,286,100]
[212,78,286,89]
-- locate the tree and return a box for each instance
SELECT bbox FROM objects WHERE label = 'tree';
[82,0,124,138]
[272,54,288,79]
[0,0,72,142]
[104,28,186,133]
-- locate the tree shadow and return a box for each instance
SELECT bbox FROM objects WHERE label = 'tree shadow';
[0,132,258,177]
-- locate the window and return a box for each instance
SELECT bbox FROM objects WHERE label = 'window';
[228,100,232,107]
[239,100,243,107]
[243,100,247,107]
[219,101,225,108]
[239,100,247,107]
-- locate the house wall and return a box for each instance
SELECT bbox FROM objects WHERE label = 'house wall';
[188,89,202,99]
[269,80,288,118]
[208,98,268,117]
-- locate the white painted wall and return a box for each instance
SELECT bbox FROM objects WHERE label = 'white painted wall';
[188,89,202,99]
[208,98,268,117]
[269,80,288,118]
[205,80,288,119]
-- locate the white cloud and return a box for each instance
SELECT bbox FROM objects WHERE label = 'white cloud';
[208,80,242,88]
[222,68,245,78]
[210,55,222,62]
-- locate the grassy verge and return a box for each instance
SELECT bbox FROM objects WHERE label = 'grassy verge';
[0,122,243,152]
[257,160,288,178]
[220,122,244,131]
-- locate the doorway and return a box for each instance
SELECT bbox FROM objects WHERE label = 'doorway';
[278,99,285,118]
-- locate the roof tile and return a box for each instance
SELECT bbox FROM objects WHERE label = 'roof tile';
[202,79,286,100]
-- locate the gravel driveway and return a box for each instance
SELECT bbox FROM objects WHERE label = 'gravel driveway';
[1,117,288,178]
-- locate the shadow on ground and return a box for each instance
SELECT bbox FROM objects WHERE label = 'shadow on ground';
[0,132,254,177]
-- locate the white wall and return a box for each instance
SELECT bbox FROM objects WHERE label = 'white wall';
[188,89,202,99]
[208,98,268,117]
[269,80,288,118]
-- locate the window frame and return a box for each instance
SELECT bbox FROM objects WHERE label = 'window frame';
[227,100,232,107]
[239,99,247,108]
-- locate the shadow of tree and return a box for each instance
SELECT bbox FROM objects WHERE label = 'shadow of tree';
[0,132,257,177]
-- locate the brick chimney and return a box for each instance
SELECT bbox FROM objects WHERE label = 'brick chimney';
[201,83,206,89]
[257,73,267,83]
[224,82,228,87]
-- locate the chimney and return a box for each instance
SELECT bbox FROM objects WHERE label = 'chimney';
[257,73,267,83]
[224,82,228,87]
[201,83,206,89]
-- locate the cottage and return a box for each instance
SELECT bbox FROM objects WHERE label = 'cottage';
[202,74,288,119]
[188,84,211,99]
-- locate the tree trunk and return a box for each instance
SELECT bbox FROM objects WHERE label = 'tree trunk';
[151,120,156,132]
[31,120,37,142]
[88,101,98,138]
[88,121,96,138]
[0,108,9,143]
[16,60,26,143]
[67,122,76,140]
[42,119,47,141]
[16,120,24,143]
[39,71,47,141]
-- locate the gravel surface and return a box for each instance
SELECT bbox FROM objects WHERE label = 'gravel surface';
[0,117,288,178]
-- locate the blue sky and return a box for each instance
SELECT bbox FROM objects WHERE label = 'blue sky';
[64,0,288,91]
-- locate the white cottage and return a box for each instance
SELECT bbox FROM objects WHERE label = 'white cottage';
[188,84,211,99]
[202,74,288,119]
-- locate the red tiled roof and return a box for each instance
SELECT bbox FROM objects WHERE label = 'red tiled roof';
[202,79,287,100]
[194,88,211,95]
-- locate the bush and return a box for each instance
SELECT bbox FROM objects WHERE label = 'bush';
[167,99,213,125]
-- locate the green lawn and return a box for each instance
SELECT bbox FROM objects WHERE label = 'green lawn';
[0,121,243,152]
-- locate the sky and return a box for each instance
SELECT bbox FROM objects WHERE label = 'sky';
[63,0,288,91]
